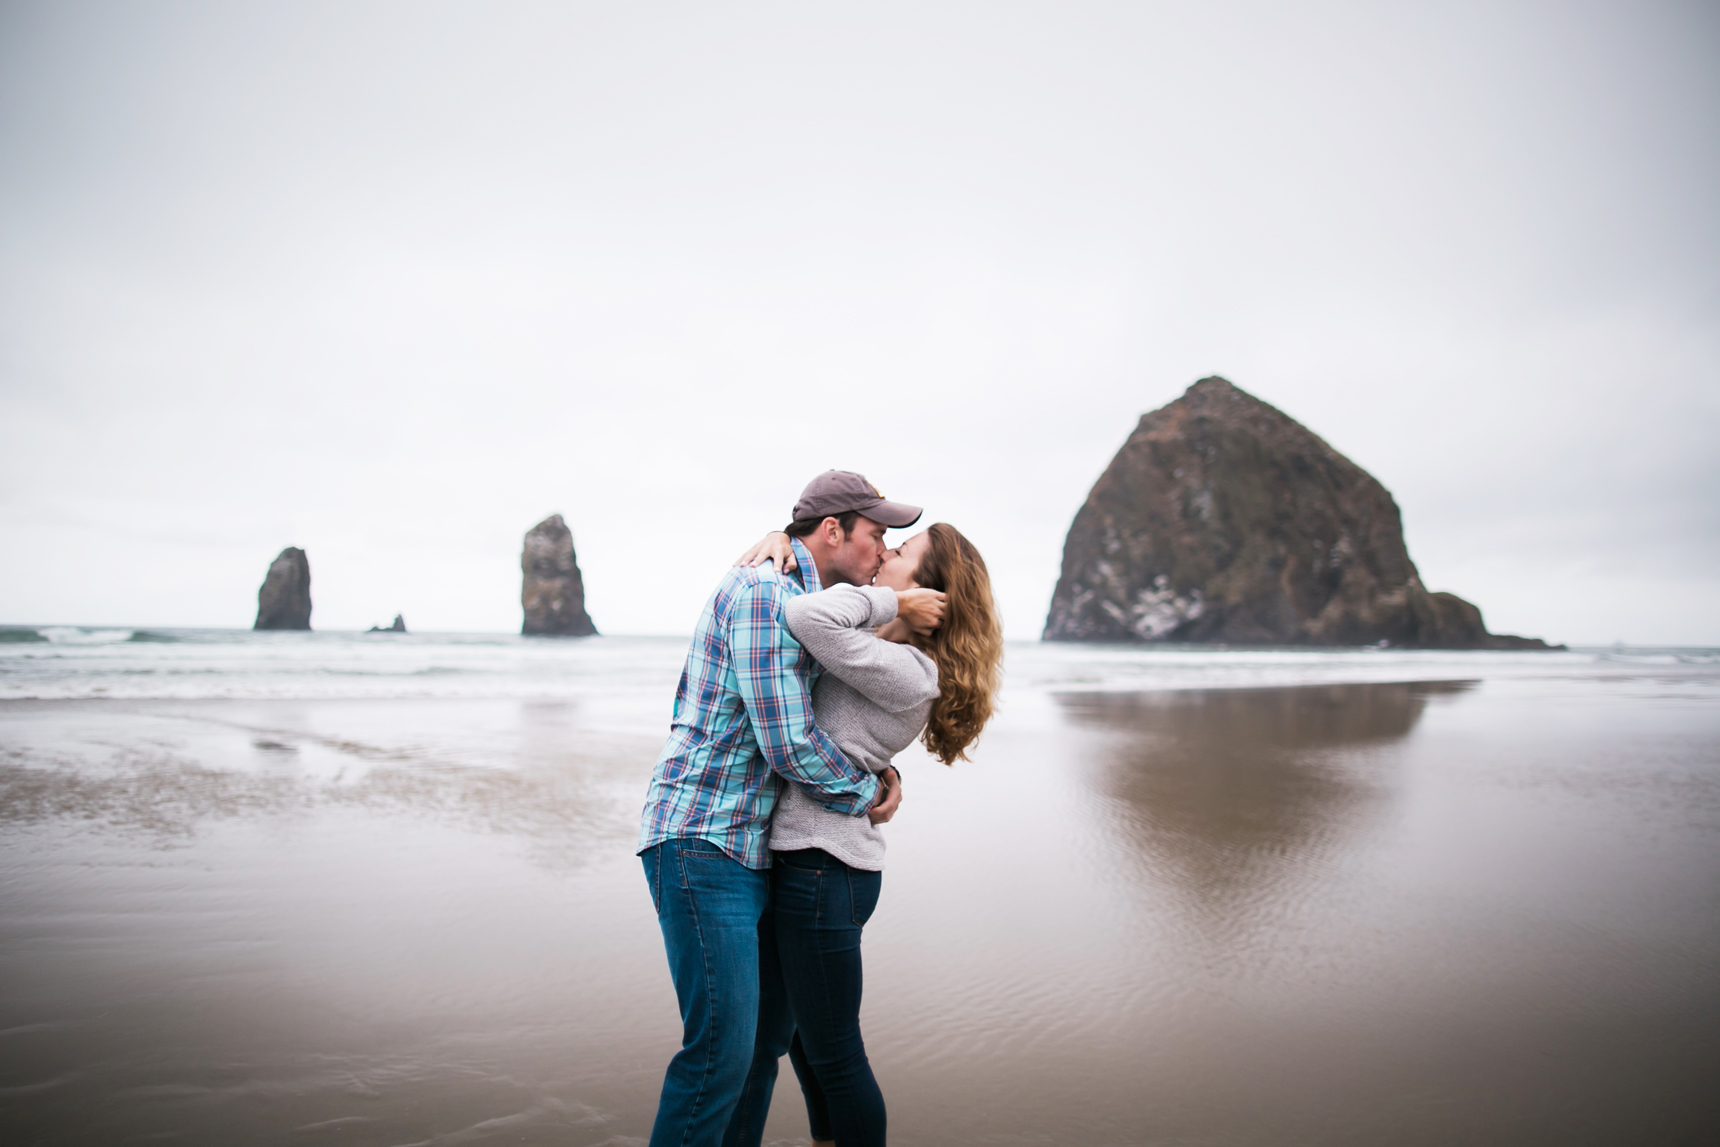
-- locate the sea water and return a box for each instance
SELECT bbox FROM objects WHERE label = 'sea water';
[5,624,1712,705]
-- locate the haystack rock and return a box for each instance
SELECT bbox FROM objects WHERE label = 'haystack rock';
[522,515,597,636]
[254,547,312,631]
[1044,377,1560,649]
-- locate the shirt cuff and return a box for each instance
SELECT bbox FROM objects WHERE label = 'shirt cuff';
[824,771,882,817]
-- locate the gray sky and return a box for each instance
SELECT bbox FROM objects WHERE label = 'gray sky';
[2,0,1716,644]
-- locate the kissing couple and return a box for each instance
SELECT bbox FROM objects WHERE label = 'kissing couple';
[637,470,1005,1147]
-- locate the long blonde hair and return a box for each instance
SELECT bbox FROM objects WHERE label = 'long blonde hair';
[911,523,1004,764]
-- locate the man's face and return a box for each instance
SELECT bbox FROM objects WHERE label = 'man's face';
[824,515,889,587]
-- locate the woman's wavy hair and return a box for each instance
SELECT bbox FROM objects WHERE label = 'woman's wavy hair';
[910,523,1004,765]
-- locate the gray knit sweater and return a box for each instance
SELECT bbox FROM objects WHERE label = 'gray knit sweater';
[769,584,940,871]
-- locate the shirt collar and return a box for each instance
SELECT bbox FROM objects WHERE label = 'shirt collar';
[789,537,822,594]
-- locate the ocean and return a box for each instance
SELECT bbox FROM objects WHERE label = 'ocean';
[2,629,1717,1144]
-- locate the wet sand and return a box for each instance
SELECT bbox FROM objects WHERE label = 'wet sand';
[2,672,1718,1145]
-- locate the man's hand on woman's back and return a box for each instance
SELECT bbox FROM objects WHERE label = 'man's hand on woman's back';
[867,767,903,825]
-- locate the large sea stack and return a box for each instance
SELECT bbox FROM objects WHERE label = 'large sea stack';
[254,547,312,631]
[1044,377,1558,649]
[521,515,597,636]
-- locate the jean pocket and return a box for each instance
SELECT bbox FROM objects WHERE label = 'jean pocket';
[773,849,823,872]
[847,869,882,927]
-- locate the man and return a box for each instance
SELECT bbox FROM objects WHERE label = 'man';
[637,471,944,1147]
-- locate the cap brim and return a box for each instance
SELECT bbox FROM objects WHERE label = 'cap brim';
[860,499,923,528]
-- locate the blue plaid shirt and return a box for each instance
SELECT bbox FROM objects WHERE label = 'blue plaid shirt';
[638,537,881,869]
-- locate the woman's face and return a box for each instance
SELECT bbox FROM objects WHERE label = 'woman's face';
[873,531,930,592]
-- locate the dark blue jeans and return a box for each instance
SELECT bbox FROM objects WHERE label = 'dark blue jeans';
[642,838,771,1147]
[728,848,885,1147]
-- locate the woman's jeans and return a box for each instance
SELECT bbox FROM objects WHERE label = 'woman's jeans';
[642,838,771,1147]
[727,848,885,1147]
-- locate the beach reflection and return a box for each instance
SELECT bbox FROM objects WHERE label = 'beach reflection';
[1058,682,1473,948]
[0,698,648,866]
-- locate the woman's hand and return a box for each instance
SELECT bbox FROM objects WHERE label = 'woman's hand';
[894,587,947,636]
[734,531,795,573]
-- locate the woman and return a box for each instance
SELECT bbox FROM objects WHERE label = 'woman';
[728,523,1004,1147]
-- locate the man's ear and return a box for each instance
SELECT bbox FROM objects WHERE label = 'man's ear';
[821,516,843,546]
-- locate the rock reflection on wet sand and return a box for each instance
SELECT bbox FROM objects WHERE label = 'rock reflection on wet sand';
[1058,682,1471,949]
[3,677,1720,1146]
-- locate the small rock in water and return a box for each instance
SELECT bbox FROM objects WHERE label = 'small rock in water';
[366,614,407,633]
[254,548,312,631]
[522,515,597,636]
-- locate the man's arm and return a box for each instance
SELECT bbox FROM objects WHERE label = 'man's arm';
[728,578,882,816]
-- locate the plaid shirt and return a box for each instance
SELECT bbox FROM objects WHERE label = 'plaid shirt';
[638,537,881,869]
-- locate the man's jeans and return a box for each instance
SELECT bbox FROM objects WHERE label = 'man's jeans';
[642,838,771,1147]
[728,847,886,1147]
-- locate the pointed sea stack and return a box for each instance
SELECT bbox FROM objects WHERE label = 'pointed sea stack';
[522,515,597,636]
[254,547,312,631]
[1044,377,1560,649]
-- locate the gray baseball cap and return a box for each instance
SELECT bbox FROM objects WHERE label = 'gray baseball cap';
[791,471,923,529]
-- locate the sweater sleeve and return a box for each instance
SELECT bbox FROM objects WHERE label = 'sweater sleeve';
[784,585,940,714]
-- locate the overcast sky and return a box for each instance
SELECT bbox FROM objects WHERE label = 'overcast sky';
[1,0,1716,644]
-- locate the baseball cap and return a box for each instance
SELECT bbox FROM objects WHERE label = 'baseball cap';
[790,471,923,529]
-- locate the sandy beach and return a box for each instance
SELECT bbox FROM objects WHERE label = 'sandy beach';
[2,635,1717,1145]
